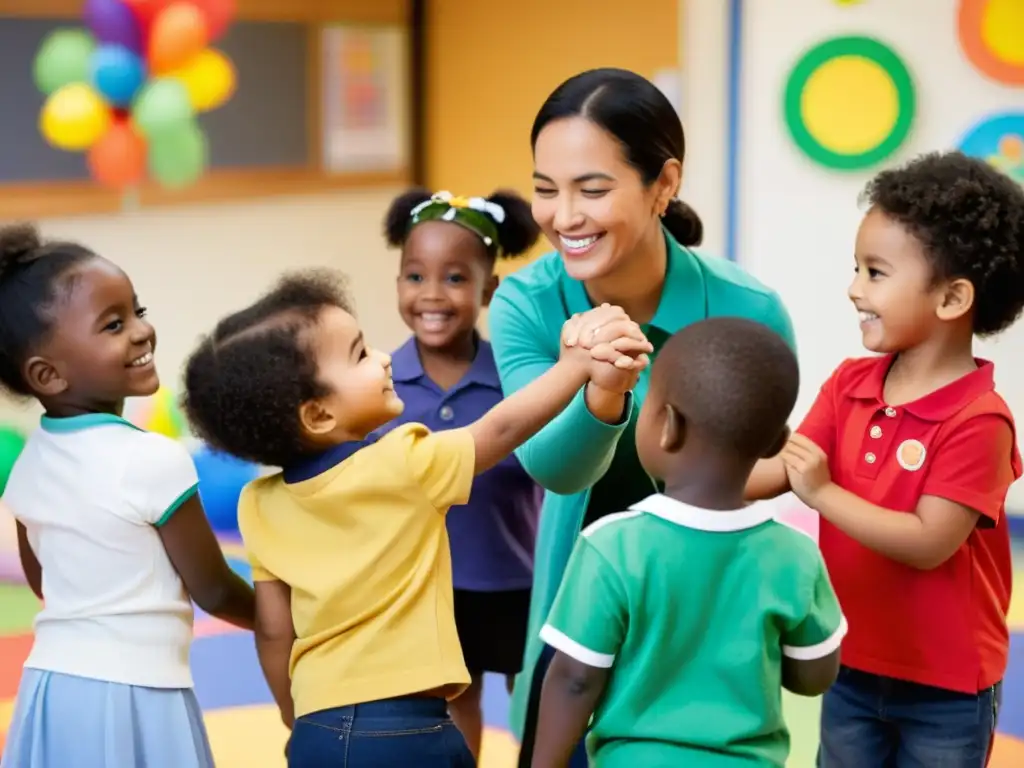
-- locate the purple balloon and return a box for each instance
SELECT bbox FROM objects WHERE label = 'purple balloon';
[84,0,141,54]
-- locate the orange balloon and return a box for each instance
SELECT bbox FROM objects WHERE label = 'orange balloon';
[148,2,208,74]
[87,120,147,187]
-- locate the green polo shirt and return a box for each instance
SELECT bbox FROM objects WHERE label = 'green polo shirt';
[541,494,846,768]
[488,230,797,737]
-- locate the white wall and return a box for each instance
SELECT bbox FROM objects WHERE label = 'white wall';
[684,0,1024,512]
[0,190,410,431]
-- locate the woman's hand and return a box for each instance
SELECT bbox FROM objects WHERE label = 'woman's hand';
[563,304,652,364]
[563,304,652,422]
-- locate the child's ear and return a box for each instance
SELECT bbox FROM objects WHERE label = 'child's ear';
[481,274,500,308]
[23,357,67,398]
[936,277,974,322]
[763,425,791,459]
[297,398,338,438]
[660,404,685,452]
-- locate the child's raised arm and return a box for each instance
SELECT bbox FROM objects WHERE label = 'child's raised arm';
[467,305,652,475]
[159,495,255,630]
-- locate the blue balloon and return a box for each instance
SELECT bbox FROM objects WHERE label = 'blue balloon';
[192,446,260,535]
[89,44,145,107]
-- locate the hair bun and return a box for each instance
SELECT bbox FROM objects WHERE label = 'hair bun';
[0,223,43,279]
[662,199,704,247]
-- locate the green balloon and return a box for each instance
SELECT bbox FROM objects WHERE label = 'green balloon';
[148,122,208,189]
[0,426,26,495]
[132,79,194,139]
[33,29,96,96]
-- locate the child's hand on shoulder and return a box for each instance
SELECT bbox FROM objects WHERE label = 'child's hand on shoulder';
[781,434,832,507]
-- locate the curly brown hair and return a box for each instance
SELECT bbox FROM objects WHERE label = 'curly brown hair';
[861,151,1024,337]
[181,270,352,468]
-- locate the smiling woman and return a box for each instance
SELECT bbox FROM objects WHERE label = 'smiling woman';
[487,68,799,766]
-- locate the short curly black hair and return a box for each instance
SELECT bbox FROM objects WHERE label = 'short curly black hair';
[861,151,1024,336]
[651,317,798,460]
[182,270,352,468]
[384,187,541,258]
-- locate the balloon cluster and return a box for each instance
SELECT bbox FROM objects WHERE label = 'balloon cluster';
[33,0,237,190]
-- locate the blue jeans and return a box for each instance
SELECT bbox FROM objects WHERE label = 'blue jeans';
[287,696,474,768]
[818,667,1001,768]
[518,644,589,768]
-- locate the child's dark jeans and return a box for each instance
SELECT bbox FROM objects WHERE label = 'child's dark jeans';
[287,695,474,768]
[818,666,1001,767]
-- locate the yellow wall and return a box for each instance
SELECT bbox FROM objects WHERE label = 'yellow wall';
[425,0,679,269]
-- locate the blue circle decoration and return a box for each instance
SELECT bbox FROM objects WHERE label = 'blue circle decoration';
[956,111,1024,184]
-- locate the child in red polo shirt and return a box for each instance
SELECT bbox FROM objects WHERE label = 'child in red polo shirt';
[748,151,1024,768]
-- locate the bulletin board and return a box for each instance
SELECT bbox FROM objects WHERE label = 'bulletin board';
[0,0,410,219]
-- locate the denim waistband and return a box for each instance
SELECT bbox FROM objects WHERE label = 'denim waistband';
[307,695,449,721]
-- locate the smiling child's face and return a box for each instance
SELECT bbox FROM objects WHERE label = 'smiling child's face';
[27,258,158,412]
[397,221,496,351]
[301,305,404,442]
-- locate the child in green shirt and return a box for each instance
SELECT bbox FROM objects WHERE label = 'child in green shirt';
[532,317,846,768]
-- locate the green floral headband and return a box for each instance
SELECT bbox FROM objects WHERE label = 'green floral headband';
[409,191,505,251]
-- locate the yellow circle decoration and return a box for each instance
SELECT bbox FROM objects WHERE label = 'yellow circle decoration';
[802,56,898,154]
[959,0,1024,85]
[784,36,916,170]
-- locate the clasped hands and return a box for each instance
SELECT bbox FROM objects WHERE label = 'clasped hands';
[560,303,653,395]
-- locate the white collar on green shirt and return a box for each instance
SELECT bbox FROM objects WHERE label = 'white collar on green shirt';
[629,493,777,532]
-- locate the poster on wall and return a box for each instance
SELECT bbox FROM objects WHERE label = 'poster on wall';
[783,35,916,171]
[321,25,409,173]
[957,112,1024,184]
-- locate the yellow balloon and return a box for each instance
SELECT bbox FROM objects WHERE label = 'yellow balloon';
[39,82,111,151]
[171,49,237,112]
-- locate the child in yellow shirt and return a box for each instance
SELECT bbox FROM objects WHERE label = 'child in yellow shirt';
[180,270,651,767]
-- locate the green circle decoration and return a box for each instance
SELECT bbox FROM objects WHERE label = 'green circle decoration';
[783,36,916,171]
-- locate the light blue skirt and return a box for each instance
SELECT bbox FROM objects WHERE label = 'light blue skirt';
[1,669,215,768]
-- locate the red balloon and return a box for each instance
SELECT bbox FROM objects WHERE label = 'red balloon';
[123,0,171,29]
[88,120,147,188]
[192,0,235,40]
[148,2,208,74]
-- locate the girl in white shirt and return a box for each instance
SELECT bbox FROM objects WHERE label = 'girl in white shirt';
[0,224,255,768]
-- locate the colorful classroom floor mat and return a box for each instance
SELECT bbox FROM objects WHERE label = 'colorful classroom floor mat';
[3,571,1024,767]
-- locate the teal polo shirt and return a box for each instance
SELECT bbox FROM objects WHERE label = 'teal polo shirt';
[488,230,797,737]
[541,494,846,768]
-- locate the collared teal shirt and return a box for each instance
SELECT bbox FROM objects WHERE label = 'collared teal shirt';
[488,230,796,737]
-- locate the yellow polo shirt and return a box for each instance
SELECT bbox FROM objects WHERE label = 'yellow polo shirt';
[237,423,475,718]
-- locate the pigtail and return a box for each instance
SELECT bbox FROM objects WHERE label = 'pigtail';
[487,190,541,258]
[383,187,433,247]
[0,223,44,282]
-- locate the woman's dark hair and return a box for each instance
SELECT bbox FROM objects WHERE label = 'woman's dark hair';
[182,270,353,468]
[862,151,1024,337]
[384,186,541,258]
[0,223,97,398]
[531,67,703,247]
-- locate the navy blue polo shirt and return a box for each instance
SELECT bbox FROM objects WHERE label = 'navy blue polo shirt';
[374,336,541,591]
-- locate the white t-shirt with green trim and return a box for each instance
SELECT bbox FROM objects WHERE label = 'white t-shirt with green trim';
[541,494,847,768]
[3,413,200,689]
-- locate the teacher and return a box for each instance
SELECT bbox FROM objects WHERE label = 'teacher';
[488,68,797,766]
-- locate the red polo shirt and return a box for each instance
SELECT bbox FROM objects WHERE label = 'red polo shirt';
[797,356,1021,693]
